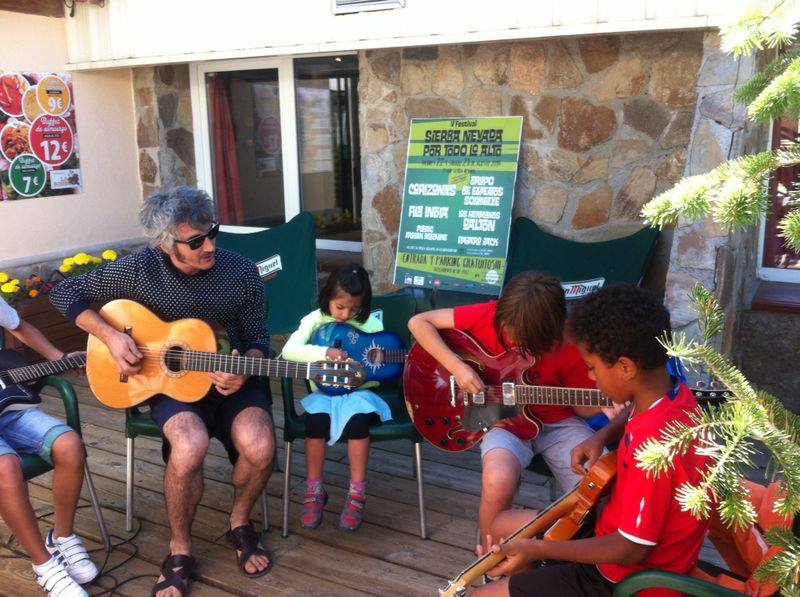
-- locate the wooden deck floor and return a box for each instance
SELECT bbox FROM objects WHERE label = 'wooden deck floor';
[0,374,558,596]
[0,373,729,596]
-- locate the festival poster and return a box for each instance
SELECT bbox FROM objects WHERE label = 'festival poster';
[0,71,82,201]
[393,116,523,295]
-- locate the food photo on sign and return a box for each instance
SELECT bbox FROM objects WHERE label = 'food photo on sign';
[0,71,82,201]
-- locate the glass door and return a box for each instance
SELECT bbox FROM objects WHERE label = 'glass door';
[191,54,363,250]
[191,56,301,231]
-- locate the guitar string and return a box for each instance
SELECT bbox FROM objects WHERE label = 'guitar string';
[97,346,361,381]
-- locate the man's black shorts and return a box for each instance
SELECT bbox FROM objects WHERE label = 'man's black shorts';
[508,562,614,597]
[149,377,273,464]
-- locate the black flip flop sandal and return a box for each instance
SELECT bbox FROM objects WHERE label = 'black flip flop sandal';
[151,553,195,597]
[227,523,273,578]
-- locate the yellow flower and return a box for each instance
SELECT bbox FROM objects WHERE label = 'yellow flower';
[91,256,102,264]
[0,272,7,283]
[64,258,75,266]
[0,282,16,293]
[59,264,71,273]
[28,289,39,298]
[74,254,89,266]
[102,249,117,261]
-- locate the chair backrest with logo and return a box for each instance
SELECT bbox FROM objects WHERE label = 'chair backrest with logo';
[505,217,659,301]
[216,212,317,335]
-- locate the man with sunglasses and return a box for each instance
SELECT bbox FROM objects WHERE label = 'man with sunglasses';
[50,187,274,596]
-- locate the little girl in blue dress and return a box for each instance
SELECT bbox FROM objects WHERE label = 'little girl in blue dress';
[281,264,391,531]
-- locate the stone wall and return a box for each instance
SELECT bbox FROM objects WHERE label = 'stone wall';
[132,65,196,200]
[663,32,766,351]
[358,32,706,293]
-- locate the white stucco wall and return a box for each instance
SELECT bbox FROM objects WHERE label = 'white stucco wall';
[64,0,749,69]
[0,10,143,268]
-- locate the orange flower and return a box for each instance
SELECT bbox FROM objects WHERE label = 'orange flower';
[28,289,39,298]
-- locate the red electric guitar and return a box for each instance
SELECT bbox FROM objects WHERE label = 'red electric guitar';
[404,328,611,452]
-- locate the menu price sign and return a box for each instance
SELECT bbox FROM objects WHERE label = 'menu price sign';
[0,71,82,201]
[393,116,522,295]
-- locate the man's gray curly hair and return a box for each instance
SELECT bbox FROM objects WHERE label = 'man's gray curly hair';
[139,187,217,249]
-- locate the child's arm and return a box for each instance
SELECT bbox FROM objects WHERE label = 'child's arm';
[485,532,652,578]
[408,309,485,394]
[6,319,66,361]
[281,311,340,363]
[570,408,628,474]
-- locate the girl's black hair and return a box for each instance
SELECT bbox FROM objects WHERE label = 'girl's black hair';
[318,263,372,323]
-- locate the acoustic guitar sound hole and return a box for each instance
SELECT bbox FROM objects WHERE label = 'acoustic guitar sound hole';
[164,345,185,373]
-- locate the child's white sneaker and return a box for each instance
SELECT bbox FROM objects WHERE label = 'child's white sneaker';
[45,530,98,584]
[33,556,88,597]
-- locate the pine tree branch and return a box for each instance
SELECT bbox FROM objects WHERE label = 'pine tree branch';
[734,48,800,105]
[720,0,800,57]
[755,527,800,595]
[748,55,800,121]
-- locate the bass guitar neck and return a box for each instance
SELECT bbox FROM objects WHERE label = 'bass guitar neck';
[0,349,86,388]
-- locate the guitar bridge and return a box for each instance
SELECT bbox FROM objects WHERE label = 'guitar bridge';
[120,325,133,383]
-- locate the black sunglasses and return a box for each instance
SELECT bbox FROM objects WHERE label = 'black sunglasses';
[174,222,220,250]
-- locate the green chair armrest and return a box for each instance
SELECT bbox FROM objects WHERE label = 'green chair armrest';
[281,377,307,443]
[613,570,746,597]
[41,375,81,434]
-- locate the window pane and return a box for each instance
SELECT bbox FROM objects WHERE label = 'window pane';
[206,69,285,227]
[294,55,362,243]
[763,117,800,269]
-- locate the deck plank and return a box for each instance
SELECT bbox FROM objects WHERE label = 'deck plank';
[4,375,725,596]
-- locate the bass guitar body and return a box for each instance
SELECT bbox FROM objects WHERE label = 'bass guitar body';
[87,300,219,409]
[310,323,405,395]
[404,328,539,451]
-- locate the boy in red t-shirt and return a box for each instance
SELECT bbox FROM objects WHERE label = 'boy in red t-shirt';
[408,271,600,549]
[472,284,711,597]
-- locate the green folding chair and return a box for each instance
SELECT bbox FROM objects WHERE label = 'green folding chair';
[505,216,659,290]
[613,570,746,596]
[25,377,111,551]
[280,292,427,538]
[216,211,318,335]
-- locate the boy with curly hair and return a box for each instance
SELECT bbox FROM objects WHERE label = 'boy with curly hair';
[473,284,711,597]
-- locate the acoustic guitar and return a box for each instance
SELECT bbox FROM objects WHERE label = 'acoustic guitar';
[404,328,730,452]
[310,322,406,395]
[439,451,617,596]
[86,300,365,409]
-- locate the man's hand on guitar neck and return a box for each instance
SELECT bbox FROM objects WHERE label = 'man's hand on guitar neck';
[210,348,261,396]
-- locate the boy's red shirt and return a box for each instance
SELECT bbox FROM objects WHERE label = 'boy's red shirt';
[595,382,711,587]
[452,300,594,425]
